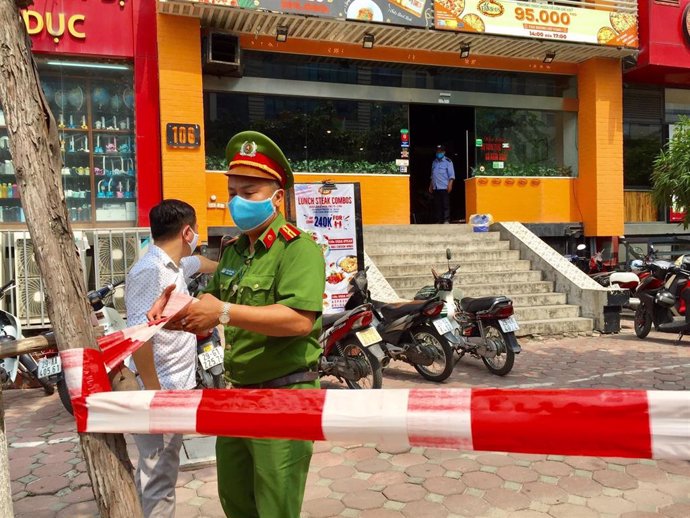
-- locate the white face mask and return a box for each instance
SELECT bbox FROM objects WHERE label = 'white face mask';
[186,227,199,255]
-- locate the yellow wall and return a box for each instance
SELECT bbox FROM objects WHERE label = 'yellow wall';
[205,172,411,227]
[157,14,208,239]
[576,58,624,236]
[465,177,579,223]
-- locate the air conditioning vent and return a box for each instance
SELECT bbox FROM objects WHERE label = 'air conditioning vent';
[202,32,243,77]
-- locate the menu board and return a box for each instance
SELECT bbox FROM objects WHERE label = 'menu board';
[433,0,638,48]
[294,183,365,314]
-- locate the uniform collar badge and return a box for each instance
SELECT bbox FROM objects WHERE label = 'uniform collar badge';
[240,141,257,157]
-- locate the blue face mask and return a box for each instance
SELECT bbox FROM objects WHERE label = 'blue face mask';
[436,152,445,159]
[228,191,280,232]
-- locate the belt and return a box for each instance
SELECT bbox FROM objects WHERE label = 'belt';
[233,369,318,389]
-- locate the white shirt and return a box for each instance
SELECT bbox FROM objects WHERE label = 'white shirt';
[125,244,201,390]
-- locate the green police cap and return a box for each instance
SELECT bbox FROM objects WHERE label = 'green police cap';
[225,131,293,189]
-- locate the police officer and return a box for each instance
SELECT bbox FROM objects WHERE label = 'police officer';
[428,144,455,224]
[160,131,326,518]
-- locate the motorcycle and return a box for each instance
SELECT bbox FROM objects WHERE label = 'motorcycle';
[319,302,386,389]
[345,269,455,382]
[415,249,521,376]
[634,257,690,339]
[0,279,56,395]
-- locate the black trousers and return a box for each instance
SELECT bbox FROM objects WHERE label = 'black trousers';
[433,189,450,223]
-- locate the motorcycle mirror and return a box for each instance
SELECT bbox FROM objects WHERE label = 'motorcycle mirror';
[446,248,452,261]
[577,244,587,251]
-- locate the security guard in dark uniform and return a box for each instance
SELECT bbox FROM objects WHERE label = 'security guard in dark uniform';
[428,144,455,223]
[172,131,325,518]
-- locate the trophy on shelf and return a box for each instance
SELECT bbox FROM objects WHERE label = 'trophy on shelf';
[81,115,88,130]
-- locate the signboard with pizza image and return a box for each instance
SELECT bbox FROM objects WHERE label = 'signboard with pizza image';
[434,0,638,48]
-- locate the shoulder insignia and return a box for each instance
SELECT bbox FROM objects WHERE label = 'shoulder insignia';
[279,224,301,242]
[261,228,277,250]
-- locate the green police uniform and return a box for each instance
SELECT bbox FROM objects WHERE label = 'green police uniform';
[203,131,326,518]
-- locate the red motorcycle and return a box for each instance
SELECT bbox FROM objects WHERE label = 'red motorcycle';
[319,303,386,389]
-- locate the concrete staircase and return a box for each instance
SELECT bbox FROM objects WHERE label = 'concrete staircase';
[364,225,593,337]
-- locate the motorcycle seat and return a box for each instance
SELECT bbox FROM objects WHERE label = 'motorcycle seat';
[460,296,510,313]
[373,299,436,321]
[322,311,348,328]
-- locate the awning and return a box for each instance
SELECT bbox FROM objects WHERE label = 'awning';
[158,1,637,65]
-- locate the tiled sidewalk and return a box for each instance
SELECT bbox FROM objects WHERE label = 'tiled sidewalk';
[4,327,690,517]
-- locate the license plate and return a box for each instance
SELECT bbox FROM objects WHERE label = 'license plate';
[356,327,382,347]
[37,356,61,379]
[498,316,520,333]
[198,347,224,371]
[433,317,453,335]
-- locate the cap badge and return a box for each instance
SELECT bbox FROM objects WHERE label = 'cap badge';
[240,141,257,157]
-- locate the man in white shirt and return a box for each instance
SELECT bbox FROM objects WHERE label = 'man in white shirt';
[125,199,217,517]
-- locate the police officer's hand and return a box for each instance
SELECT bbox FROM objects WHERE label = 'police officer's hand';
[175,293,223,335]
[146,284,176,321]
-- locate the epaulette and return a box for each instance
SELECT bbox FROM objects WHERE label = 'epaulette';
[278,223,301,242]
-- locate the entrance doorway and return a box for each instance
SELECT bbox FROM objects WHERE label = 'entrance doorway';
[409,104,475,224]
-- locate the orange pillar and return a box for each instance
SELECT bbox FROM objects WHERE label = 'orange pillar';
[576,58,624,237]
[157,14,208,240]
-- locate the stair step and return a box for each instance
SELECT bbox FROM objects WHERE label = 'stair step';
[365,224,476,235]
[513,305,581,321]
[505,292,568,307]
[369,250,521,265]
[395,281,555,300]
[386,271,542,289]
[366,240,511,255]
[378,260,532,277]
[364,232,501,244]
[515,318,593,337]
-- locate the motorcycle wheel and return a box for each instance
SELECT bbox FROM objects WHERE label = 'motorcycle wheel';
[411,325,454,382]
[634,304,652,339]
[19,354,55,395]
[57,376,74,415]
[481,325,516,376]
[212,373,226,389]
[340,342,382,389]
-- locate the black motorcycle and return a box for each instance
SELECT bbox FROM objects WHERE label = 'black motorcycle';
[345,270,455,382]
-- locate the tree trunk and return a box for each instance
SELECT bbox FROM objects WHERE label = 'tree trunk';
[0,388,12,517]
[0,2,142,516]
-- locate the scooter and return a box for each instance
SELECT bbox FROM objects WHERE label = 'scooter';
[634,257,690,340]
[345,269,455,382]
[415,249,521,376]
[0,279,56,395]
[319,303,386,389]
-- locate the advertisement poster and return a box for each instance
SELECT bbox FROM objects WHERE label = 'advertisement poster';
[184,0,434,28]
[295,183,364,314]
[433,0,638,48]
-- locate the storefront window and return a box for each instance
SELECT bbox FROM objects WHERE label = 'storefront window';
[623,123,663,188]
[205,93,407,173]
[473,108,577,176]
[0,62,136,225]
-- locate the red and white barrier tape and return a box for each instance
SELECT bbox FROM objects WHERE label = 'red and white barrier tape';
[70,387,690,460]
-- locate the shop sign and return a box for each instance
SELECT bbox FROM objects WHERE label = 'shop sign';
[22,0,134,57]
[210,0,435,28]
[481,137,510,162]
[433,0,638,48]
[295,183,364,314]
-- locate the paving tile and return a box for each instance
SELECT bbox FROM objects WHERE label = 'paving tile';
[330,477,371,494]
[389,453,428,468]
[9,462,32,480]
[376,444,411,455]
[303,483,331,501]
[622,488,674,509]
[402,499,449,518]
[549,503,599,518]
[367,470,408,487]
[625,463,669,483]
[443,493,490,516]
[586,495,636,514]
[656,460,690,477]
[619,513,666,518]
[320,464,357,480]
[508,511,551,518]
[193,466,218,482]
[341,490,386,510]
[355,458,392,474]
[196,481,219,499]
[61,486,94,504]
[592,469,638,491]
[382,482,427,503]
[495,466,539,483]
[176,470,194,487]
[175,486,198,504]
[483,487,530,511]
[557,476,604,497]
[32,462,72,478]
[661,503,690,518]
[199,497,226,517]
[26,475,70,495]
[55,501,99,518]
[184,479,204,490]
[532,461,575,477]
[441,457,480,473]
[12,495,60,515]
[461,471,503,490]
[476,453,514,467]
[310,452,345,468]
[404,463,444,479]
[173,504,201,518]
[69,472,91,487]
[423,448,464,461]
[360,509,405,518]
[422,476,465,496]
[343,447,379,462]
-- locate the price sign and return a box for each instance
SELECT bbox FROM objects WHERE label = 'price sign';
[166,123,201,148]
